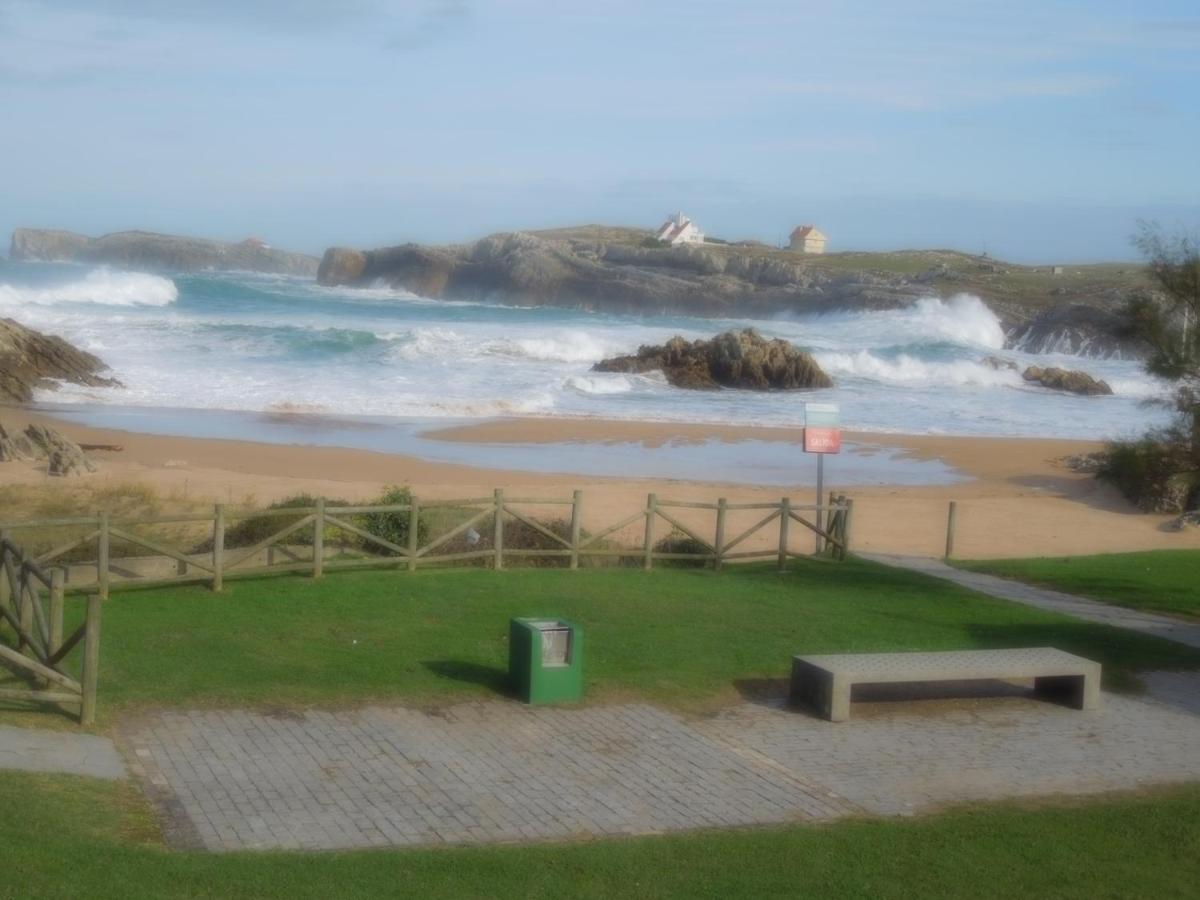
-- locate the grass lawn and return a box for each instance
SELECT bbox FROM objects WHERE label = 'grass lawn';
[3,770,1199,899]
[954,550,1200,620]
[5,557,1200,726]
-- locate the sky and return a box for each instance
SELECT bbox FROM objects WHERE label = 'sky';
[1,0,1198,262]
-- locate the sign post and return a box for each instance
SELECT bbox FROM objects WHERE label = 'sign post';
[803,403,841,554]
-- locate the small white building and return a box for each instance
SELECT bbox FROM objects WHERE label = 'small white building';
[655,212,705,246]
[789,225,827,254]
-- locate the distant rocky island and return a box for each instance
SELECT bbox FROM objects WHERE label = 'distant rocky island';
[317,225,1148,358]
[10,228,318,277]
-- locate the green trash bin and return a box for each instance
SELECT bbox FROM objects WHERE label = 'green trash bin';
[509,617,583,705]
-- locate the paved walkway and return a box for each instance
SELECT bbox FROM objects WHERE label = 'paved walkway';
[0,724,126,780]
[122,681,1200,852]
[861,553,1200,650]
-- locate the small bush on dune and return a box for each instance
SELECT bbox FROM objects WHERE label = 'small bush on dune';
[1100,432,1198,513]
[194,494,352,553]
[652,529,712,568]
[357,486,426,555]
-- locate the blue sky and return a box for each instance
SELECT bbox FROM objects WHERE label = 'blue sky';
[1,0,1197,262]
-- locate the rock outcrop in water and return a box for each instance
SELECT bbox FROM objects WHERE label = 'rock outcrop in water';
[10,228,319,277]
[594,329,833,390]
[0,318,121,403]
[1021,365,1113,395]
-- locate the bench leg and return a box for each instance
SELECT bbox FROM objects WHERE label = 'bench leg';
[1034,673,1101,711]
[790,661,851,722]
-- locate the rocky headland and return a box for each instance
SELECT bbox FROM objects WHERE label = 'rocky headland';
[318,226,1149,358]
[594,328,832,390]
[11,228,318,277]
[0,317,121,404]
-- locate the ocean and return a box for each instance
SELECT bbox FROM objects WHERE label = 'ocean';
[0,261,1171,443]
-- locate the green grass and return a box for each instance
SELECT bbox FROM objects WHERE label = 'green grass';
[7,558,1200,725]
[3,770,1199,899]
[954,551,1200,620]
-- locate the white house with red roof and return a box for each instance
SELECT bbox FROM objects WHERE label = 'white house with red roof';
[789,225,827,254]
[655,212,705,246]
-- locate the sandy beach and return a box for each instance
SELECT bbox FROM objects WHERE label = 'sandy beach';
[1,406,1195,560]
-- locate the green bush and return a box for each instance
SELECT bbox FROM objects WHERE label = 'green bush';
[193,494,350,553]
[1098,438,1196,512]
[358,486,426,555]
[652,529,712,568]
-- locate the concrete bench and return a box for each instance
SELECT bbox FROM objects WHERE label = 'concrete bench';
[790,647,1101,722]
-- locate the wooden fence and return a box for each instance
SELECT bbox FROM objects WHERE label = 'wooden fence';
[0,538,101,724]
[0,491,853,598]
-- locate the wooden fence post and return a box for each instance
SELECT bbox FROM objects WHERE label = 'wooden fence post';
[569,490,582,570]
[97,510,110,601]
[49,567,64,655]
[493,489,504,570]
[842,498,854,559]
[212,504,225,591]
[944,501,957,560]
[80,593,102,727]
[643,493,656,571]
[714,498,727,571]
[407,497,420,573]
[17,565,32,654]
[778,497,791,572]
[313,497,325,578]
[0,532,10,615]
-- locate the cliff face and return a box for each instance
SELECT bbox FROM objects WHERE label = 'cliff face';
[0,318,122,404]
[318,231,1143,355]
[11,228,319,277]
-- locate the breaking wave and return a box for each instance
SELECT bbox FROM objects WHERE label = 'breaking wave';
[0,267,178,307]
[814,350,1024,388]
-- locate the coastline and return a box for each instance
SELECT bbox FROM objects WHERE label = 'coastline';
[2,404,1196,560]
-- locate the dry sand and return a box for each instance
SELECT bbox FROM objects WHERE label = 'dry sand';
[2,407,1197,560]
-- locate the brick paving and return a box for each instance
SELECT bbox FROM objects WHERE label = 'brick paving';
[122,675,1200,851]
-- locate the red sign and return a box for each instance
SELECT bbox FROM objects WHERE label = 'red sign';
[804,427,842,454]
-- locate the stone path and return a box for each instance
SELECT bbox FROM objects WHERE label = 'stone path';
[861,553,1200,650]
[122,679,1200,852]
[0,724,126,780]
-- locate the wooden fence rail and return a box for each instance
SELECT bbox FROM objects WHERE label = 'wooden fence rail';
[0,492,853,599]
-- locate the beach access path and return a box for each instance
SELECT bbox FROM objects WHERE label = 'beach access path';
[861,554,1200,651]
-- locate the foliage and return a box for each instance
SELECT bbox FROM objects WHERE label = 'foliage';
[1121,224,1200,467]
[193,494,351,553]
[357,485,426,555]
[1098,433,1196,513]
[652,529,711,568]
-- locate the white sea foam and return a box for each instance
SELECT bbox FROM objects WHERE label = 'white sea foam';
[814,350,1024,387]
[0,268,178,307]
[783,294,1007,352]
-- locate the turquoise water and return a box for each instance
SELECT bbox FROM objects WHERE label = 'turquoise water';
[0,259,1171,440]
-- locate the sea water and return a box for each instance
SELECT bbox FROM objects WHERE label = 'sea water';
[0,260,1172,443]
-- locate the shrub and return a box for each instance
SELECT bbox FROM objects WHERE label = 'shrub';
[1099,437,1196,513]
[357,486,426,555]
[193,494,351,552]
[651,529,712,568]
